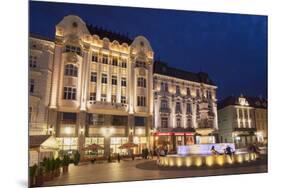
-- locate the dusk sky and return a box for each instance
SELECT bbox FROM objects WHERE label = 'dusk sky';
[29,1,268,100]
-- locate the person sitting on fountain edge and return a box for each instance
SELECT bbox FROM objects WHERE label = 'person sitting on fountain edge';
[225,145,234,159]
[211,145,220,155]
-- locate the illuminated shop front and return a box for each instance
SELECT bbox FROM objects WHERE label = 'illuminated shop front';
[154,132,195,152]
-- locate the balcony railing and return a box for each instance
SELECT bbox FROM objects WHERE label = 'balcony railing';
[87,101,127,110]
[234,127,257,132]
[159,107,171,113]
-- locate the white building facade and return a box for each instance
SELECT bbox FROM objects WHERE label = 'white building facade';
[29,15,219,157]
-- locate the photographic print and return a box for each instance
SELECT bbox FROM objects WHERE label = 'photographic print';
[28,1,268,187]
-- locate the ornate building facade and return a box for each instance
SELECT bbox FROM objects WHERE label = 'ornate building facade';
[29,15,218,157]
[218,95,267,148]
[153,62,218,151]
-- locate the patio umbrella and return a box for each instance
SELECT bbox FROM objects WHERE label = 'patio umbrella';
[83,143,104,151]
[118,142,138,149]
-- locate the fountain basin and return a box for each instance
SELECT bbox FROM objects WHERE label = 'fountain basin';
[159,152,257,167]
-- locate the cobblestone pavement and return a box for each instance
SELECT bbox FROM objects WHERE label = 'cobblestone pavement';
[43,158,267,187]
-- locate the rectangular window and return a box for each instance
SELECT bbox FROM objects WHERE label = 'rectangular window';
[161,100,168,108]
[186,88,191,96]
[176,102,181,113]
[176,118,181,128]
[137,77,146,88]
[187,119,192,128]
[101,74,107,84]
[92,53,98,62]
[186,103,192,114]
[121,77,126,87]
[102,55,108,64]
[136,61,146,68]
[91,72,97,82]
[89,92,96,101]
[196,89,200,97]
[63,87,76,100]
[161,117,168,128]
[135,117,146,126]
[101,94,107,102]
[121,59,127,68]
[29,79,35,93]
[137,96,146,107]
[112,95,117,103]
[29,55,37,68]
[112,75,117,85]
[161,82,168,92]
[112,57,118,66]
[65,45,81,56]
[121,96,126,104]
[176,86,180,95]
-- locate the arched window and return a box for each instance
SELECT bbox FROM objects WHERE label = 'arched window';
[65,64,78,77]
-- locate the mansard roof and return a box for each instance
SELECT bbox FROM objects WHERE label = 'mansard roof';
[153,60,215,86]
[86,24,133,44]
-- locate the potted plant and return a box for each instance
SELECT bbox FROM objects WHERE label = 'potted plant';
[54,158,61,177]
[42,158,52,181]
[62,155,70,173]
[29,164,37,187]
[73,151,80,166]
[35,166,44,186]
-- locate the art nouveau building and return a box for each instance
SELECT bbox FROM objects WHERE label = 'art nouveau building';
[153,61,218,151]
[218,95,267,148]
[29,15,218,157]
[29,36,54,135]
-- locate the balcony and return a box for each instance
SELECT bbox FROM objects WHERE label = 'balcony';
[87,101,127,111]
[159,107,171,113]
[234,127,257,132]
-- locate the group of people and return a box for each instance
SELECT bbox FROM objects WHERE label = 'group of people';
[141,148,154,159]
[210,145,235,158]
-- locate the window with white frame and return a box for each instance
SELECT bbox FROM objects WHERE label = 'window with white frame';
[65,45,81,56]
[63,87,76,100]
[112,57,118,66]
[137,77,146,88]
[136,61,146,68]
[101,74,107,84]
[176,85,181,95]
[186,103,192,114]
[137,96,146,107]
[160,100,168,109]
[112,75,117,85]
[121,96,126,104]
[161,117,168,128]
[92,52,98,62]
[186,87,191,96]
[176,118,181,128]
[65,64,78,77]
[102,54,108,64]
[112,95,117,103]
[101,94,107,102]
[91,72,97,82]
[89,92,96,101]
[29,55,37,68]
[176,102,181,113]
[160,82,168,92]
[121,77,126,87]
[121,59,127,68]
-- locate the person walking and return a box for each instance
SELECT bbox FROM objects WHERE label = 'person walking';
[117,153,121,163]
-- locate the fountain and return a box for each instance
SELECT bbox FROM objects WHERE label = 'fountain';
[158,143,257,167]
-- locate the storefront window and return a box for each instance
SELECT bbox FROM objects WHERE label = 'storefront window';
[57,137,78,151]
[85,137,104,156]
[110,137,128,155]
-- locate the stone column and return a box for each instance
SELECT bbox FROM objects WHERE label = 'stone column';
[78,112,86,159]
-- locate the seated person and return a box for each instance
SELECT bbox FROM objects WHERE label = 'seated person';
[210,146,220,155]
